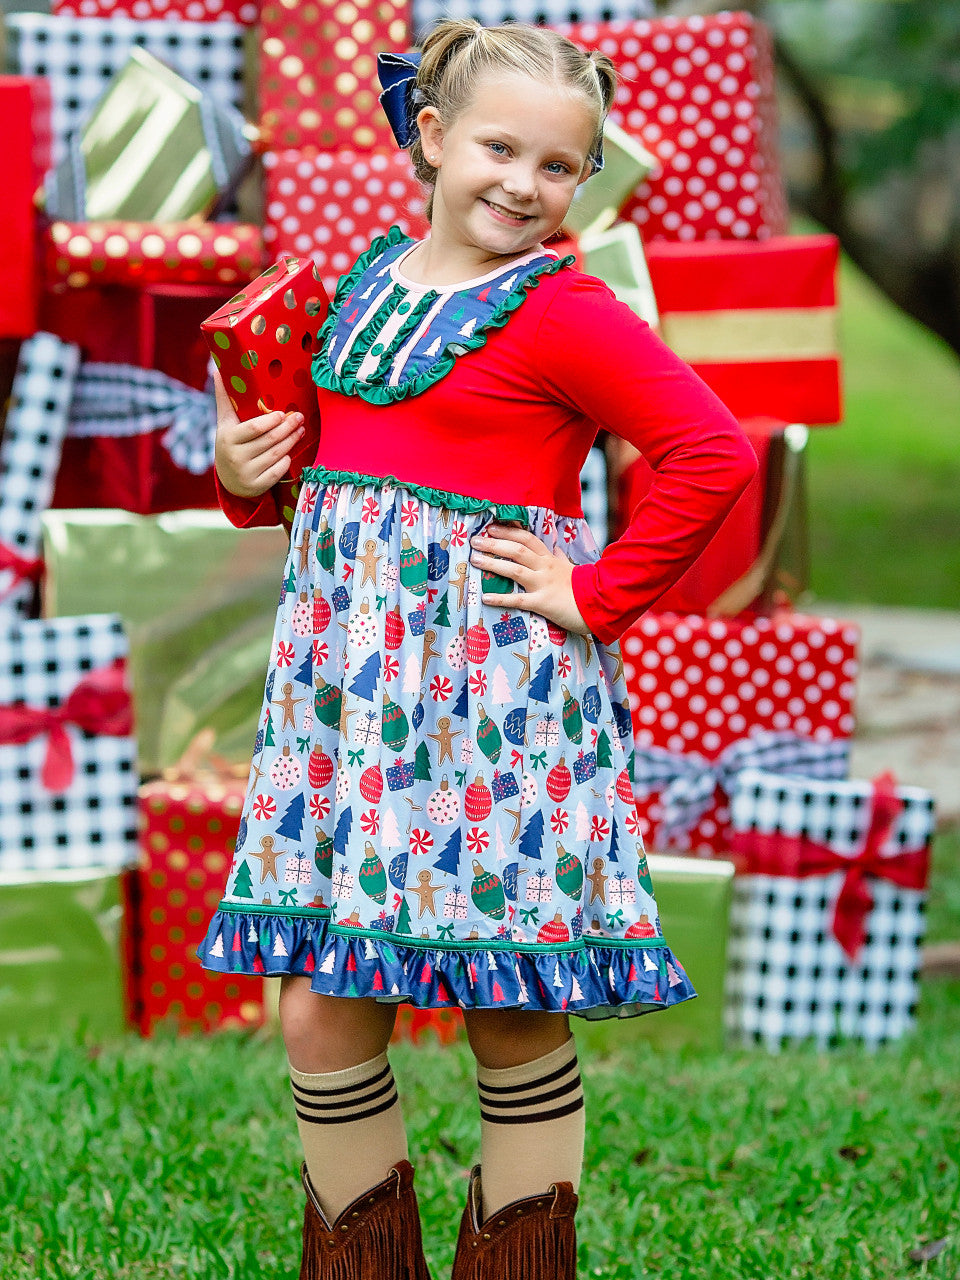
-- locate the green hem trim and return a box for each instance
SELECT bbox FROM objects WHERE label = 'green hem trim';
[311,226,574,405]
[216,902,669,953]
[300,466,530,523]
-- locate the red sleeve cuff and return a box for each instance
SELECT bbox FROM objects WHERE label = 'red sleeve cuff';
[214,469,282,529]
[570,562,621,646]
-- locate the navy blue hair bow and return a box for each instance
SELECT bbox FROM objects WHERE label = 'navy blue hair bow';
[376,49,605,172]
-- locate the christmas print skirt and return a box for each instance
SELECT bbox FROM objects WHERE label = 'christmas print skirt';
[199,467,696,1019]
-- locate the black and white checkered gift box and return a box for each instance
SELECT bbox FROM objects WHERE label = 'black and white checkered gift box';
[725,767,935,1050]
[0,614,139,876]
[6,12,247,167]
[578,444,608,549]
[412,0,653,39]
[0,333,80,619]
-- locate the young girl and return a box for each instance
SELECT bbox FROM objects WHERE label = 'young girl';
[201,19,756,1278]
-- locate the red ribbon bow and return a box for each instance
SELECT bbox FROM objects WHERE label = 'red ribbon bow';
[0,540,44,600]
[732,772,929,960]
[0,660,133,792]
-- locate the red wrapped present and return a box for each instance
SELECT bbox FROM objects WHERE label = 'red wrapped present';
[263,149,429,298]
[54,0,258,21]
[258,0,409,152]
[622,612,859,853]
[619,418,808,617]
[1,77,51,339]
[201,255,330,528]
[568,12,787,242]
[646,235,841,425]
[128,776,265,1035]
[45,221,266,291]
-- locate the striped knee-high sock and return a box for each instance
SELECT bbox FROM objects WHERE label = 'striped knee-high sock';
[475,1037,586,1217]
[289,1052,408,1221]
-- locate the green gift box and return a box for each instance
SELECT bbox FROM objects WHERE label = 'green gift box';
[41,508,287,775]
[575,854,734,1053]
[0,870,126,1040]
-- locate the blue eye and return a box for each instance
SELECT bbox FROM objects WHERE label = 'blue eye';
[488,141,508,155]
[546,162,570,175]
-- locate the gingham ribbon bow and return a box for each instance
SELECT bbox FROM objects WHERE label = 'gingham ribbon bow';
[632,729,850,846]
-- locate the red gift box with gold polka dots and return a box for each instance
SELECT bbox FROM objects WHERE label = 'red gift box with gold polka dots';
[127,778,264,1034]
[567,12,787,242]
[258,0,409,152]
[622,612,860,855]
[45,221,266,291]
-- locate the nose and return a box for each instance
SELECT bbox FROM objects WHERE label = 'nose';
[500,160,537,202]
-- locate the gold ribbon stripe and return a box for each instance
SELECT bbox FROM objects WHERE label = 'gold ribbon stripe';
[660,307,837,362]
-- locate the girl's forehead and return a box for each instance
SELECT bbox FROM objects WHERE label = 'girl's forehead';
[457,69,597,135]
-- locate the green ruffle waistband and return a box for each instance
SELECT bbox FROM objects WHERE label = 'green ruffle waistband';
[300,466,530,524]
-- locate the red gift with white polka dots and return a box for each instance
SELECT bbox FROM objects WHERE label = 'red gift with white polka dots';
[264,149,429,298]
[568,12,788,242]
[622,612,860,854]
[53,0,258,22]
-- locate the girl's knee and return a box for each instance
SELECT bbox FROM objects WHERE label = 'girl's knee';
[279,977,397,1072]
[463,1008,572,1070]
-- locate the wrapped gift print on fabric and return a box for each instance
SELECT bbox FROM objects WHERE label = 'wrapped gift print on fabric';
[725,769,934,1049]
[0,614,137,876]
[132,779,265,1035]
[263,150,429,300]
[622,612,859,853]
[0,333,80,618]
[258,0,409,152]
[199,472,693,1018]
[567,12,787,243]
[2,76,51,340]
[45,221,266,292]
[7,13,248,169]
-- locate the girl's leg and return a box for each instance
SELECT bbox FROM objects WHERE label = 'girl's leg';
[461,1008,585,1217]
[280,976,405,1220]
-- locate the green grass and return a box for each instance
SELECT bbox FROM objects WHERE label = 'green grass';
[3,981,958,1280]
[805,254,960,608]
[928,825,960,946]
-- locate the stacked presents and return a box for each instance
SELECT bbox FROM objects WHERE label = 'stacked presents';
[1,3,933,1049]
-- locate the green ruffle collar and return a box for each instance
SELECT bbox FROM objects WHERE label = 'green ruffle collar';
[311,225,574,405]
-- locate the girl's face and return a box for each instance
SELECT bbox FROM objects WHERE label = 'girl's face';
[418,71,596,264]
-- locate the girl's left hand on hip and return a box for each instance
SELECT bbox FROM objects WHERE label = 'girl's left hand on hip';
[470,524,591,637]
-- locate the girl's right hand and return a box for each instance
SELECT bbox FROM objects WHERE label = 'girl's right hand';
[212,366,305,499]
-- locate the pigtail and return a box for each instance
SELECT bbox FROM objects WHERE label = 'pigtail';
[589,51,618,117]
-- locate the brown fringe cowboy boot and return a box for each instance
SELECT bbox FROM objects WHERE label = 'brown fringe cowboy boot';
[451,1165,578,1280]
[298,1160,432,1280]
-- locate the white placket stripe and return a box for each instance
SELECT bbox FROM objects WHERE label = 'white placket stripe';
[332,276,397,378]
[387,293,450,387]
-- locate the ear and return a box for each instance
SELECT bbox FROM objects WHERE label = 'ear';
[417,105,445,163]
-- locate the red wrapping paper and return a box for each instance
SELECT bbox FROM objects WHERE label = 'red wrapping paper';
[201,255,330,527]
[622,612,859,853]
[45,221,266,291]
[645,235,841,425]
[127,778,265,1035]
[258,0,409,152]
[53,0,258,21]
[568,12,787,242]
[263,149,429,299]
[1,77,51,338]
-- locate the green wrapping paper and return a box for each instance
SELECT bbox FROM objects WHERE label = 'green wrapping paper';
[41,509,288,775]
[44,48,254,222]
[0,871,126,1039]
[575,855,735,1052]
[562,119,656,239]
[580,222,660,327]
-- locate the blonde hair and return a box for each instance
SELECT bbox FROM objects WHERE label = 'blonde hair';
[409,20,617,218]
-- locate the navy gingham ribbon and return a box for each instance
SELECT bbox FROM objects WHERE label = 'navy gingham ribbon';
[377,50,605,172]
[632,730,850,847]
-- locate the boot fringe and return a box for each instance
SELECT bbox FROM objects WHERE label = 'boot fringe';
[451,1166,578,1280]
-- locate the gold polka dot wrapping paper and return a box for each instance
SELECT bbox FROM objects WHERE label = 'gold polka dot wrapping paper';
[258,0,410,151]
[45,220,267,291]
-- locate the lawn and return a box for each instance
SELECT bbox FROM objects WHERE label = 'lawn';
[805,252,960,608]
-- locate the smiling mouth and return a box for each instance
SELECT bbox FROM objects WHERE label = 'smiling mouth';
[483,199,533,222]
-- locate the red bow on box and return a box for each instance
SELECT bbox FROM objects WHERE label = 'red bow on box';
[0,540,44,600]
[0,659,133,791]
[732,772,930,960]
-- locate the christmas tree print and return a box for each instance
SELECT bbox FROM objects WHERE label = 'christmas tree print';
[528,654,554,702]
[608,816,620,863]
[452,681,469,719]
[433,592,451,627]
[396,896,413,935]
[277,793,305,840]
[434,828,462,874]
[233,859,255,899]
[381,807,402,849]
[379,505,397,540]
[414,741,432,782]
[333,807,353,854]
[263,712,276,749]
[491,665,513,705]
[596,728,613,769]
[518,811,544,861]
[295,651,312,687]
[349,651,381,700]
[402,653,421,693]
